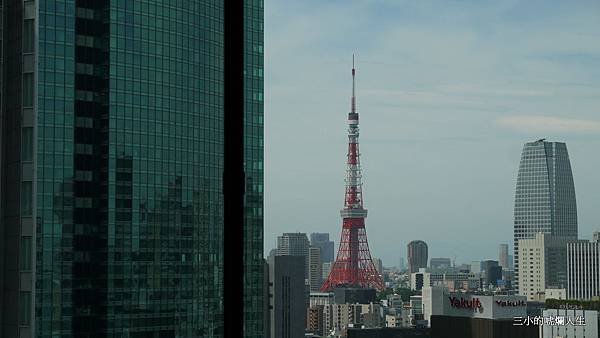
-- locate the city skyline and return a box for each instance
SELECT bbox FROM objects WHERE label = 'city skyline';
[265,0,600,265]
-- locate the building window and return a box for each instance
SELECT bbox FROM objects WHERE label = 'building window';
[75,117,94,128]
[21,181,33,216]
[20,237,32,271]
[75,170,93,182]
[23,73,34,107]
[19,291,31,325]
[22,127,33,162]
[23,19,35,53]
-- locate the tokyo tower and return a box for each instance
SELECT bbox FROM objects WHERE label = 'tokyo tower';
[320,57,385,292]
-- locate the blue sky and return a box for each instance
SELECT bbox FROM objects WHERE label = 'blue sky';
[264,0,600,266]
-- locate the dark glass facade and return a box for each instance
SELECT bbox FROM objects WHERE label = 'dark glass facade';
[1,0,264,337]
[243,1,265,337]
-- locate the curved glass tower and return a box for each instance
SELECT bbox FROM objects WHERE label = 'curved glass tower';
[513,139,577,288]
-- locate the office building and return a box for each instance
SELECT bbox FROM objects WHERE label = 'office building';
[513,140,578,289]
[309,292,334,307]
[0,1,264,337]
[481,260,500,287]
[470,260,482,273]
[541,309,599,338]
[306,305,325,336]
[408,240,428,274]
[399,257,406,270]
[518,233,570,301]
[334,288,378,305]
[375,257,384,274]
[309,246,323,291]
[422,287,538,338]
[323,262,332,281]
[277,232,310,279]
[544,288,567,300]
[323,303,382,334]
[410,269,480,292]
[269,255,305,338]
[487,266,502,288]
[499,244,509,270]
[422,286,528,324]
[310,232,335,263]
[430,258,451,270]
[567,234,600,300]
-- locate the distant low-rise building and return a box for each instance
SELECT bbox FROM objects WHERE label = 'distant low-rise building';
[430,258,451,270]
[545,288,567,301]
[323,303,382,335]
[310,291,334,307]
[470,260,483,274]
[307,305,325,336]
[410,269,480,292]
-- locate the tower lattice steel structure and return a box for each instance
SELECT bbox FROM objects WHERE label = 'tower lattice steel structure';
[321,57,385,292]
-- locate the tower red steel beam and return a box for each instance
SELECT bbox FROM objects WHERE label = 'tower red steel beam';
[321,56,385,292]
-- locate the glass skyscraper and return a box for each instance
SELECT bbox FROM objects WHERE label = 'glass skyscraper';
[513,139,577,289]
[1,0,264,337]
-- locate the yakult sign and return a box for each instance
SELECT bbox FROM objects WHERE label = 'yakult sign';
[448,297,482,310]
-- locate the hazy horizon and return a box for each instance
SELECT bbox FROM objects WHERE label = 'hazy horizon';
[264,0,600,266]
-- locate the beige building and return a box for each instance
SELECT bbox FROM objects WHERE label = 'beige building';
[323,303,381,334]
[518,233,570,301]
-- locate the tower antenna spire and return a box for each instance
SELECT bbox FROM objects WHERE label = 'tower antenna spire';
[352,54,356,113]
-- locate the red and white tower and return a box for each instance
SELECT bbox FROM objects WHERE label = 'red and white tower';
[321,57,385,292]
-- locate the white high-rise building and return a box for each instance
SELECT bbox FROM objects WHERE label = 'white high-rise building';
[518,233,570,301]
[567,234,600,300]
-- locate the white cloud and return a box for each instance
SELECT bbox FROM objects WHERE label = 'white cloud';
[496,115,600,133]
